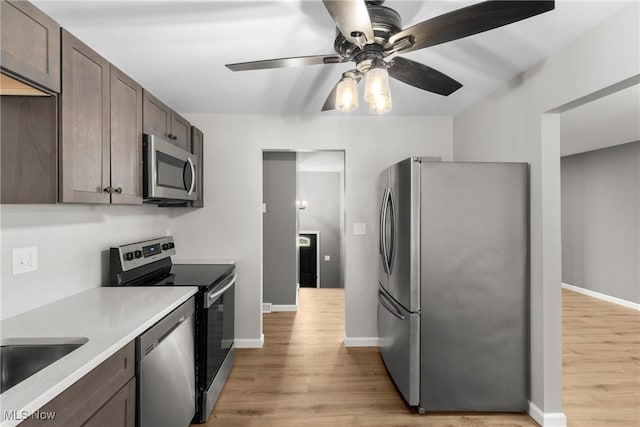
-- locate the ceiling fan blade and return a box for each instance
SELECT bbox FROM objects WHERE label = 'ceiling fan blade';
[321,81,341,112]
[388,57,462,96]
[226,54,345,71]
[323,0,374,47]
[389,1,555,53]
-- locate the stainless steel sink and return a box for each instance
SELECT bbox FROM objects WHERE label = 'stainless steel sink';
[1,337,88,394]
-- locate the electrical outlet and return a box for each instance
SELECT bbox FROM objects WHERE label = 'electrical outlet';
[12,247,38,275]
[324,255,331,261]
[354,223,366,235]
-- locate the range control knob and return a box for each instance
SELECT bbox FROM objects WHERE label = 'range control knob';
[161,244,169,250]
[168,242,175,249]
[134,250,142,259]
[124,252,134,261]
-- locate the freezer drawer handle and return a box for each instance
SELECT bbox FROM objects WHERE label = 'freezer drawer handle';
[378,290,406,320]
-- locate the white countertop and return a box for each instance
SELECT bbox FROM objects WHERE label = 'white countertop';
[0,286,198,426]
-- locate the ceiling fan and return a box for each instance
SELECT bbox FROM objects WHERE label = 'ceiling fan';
[226,0,555,114]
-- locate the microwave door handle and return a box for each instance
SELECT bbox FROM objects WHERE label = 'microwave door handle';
[187,157,196,196]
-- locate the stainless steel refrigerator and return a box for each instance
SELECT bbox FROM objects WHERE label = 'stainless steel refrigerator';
[377,158,529,413]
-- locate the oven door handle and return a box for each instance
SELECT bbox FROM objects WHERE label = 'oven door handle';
[204,273,237,309]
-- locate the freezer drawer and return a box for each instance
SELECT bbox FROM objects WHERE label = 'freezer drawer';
[377,286,420,406]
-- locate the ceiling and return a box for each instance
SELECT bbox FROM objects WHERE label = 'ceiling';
[560,84,640,157]
[33,0,632,116]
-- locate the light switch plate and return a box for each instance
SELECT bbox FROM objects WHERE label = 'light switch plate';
[13,246,38,275]
[324,255,331,261]
[262,203,267,213]
[354,223,366,235]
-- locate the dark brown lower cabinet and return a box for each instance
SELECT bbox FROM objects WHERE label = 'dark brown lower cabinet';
[20,342,135,427]
[82,379,135,427]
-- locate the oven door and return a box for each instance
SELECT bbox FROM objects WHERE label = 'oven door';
[201,273,236,421]
[143,134,197,201]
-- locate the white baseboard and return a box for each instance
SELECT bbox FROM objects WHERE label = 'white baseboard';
[234,334,264,349]
[343,334,380,347]
[562,283,640,311]
[271,304,297,312]
[528,401,567,427]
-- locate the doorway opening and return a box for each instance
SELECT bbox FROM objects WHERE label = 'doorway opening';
[542,78,640,426]
[262,150,345,314]
[299,231,319,288]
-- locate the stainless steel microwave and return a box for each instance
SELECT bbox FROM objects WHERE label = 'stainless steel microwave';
[143,134,197,204]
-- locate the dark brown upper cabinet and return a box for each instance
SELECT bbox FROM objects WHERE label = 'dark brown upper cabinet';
[110,65,143,205]
[170,111,191,152]
[60,29,142,205]
[143,90,191,152]
[191,126,204,208]
[60,29,111,204]
[1,95,58,204]
[0,0,61,93]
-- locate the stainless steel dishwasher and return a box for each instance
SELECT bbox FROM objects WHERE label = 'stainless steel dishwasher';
[137,297,195,427]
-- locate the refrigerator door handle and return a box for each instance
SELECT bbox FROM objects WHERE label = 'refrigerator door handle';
[378,289,406,320]
[387,189,395,274]
[380,188,390,274]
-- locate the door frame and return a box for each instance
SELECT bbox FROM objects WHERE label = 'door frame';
[299,230,320,288]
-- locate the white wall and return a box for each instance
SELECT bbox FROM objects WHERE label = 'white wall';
[1,205,172,320]
[452,2,639,418]
[172,115,453,345]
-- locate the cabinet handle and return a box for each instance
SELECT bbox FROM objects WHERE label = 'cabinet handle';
[168,133,177,141]
[114,187,123,194]
[103,187,112,193]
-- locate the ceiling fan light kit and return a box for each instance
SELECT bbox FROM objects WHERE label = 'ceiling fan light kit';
[336,75,359,112]
[226,0,555,115]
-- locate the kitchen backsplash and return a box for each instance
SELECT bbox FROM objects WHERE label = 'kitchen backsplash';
[0,204,173,320]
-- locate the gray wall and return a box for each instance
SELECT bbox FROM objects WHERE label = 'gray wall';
[262,152,298,306]
[299,171,342,288]
[561,141,640,303]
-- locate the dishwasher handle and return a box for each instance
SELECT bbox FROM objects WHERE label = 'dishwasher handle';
[138,297,195,359]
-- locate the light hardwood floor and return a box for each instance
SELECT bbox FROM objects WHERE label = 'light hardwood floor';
[562,288,640,427]
[200,288,640,427]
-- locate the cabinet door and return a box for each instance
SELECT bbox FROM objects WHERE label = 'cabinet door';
[82,379,135,427]
[0,1,60,92]
[191,126,204,208]
[60,29,110,203]
[170,110,191,152]
[20,343,135,427]
[1,95,58,204]
[110,66,142,205]
[142,89,170,140]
